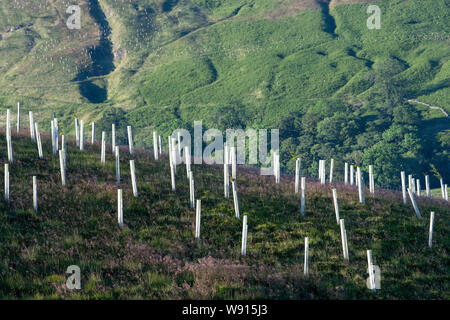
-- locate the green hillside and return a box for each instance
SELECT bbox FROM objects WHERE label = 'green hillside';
[0,0,449,188]
[0,129,449,299]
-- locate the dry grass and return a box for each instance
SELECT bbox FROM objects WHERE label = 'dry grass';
[265,0,322,20]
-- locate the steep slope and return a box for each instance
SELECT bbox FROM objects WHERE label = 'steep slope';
[74,0,115,103]
[1,0,448,110]
[0,1,99,105]
[0,129,449,299]
[0,0,449,189]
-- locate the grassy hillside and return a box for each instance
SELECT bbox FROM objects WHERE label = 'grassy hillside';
[0,0,449,188]
[1,0,448,112]
[0,129,449,299]
[0,1,97,103]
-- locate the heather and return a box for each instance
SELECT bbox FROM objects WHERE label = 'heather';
[0,130,448,299]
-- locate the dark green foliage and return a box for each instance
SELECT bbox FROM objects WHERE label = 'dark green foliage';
[96,108,128,145]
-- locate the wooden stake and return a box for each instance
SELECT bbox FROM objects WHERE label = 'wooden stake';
[232,180,240,219]
[33,176,37,212]
[129,160,138,197]
[401,171,407,204]
[241,215,248,256]
[118,189,123,228]
[332,188,340,225]
[300,177,306,216]
[304,237,309,279]
[416,179,421,197]
[428,211,435,248]
[407,188,422,219]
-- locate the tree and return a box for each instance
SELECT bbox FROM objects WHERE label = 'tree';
[279,112,302,140]
[370,58,407,112]
[393,103,420,125]
[362,141,405,188]
[213,105,245,131]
